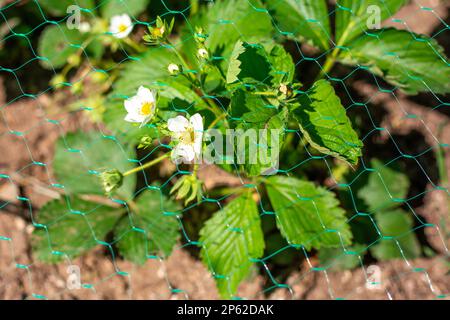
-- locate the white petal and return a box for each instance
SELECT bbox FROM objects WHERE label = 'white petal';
[193,140,202,157]
[124,95,141,113]
[137,86,155,102]
[109,24,118,34]
[168,115,189,133]
[172,144,195,163]
[189,113,204,131]
[193,132,203,157]
[116,26,133,39]
[138,116,151,128]
[110,15,123,26]
[124,113,145,123]
[120,14,132,25]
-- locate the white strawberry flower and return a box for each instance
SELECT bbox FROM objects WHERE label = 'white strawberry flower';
[124,86,156,126]
[168,113,203,163]
[109,14,133,39]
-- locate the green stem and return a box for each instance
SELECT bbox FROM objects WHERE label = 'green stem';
[436,122,449,187]
[315,19,356,81]
[165,40,221,116]
[123,153,170,177]
[60,36,95,78]
[124,37,145,53]
[204,95,224,118]
[165,41,226,124]
[316,47,341,81]
[166,39,191,71]
[192,163,199,176]
[79,36,95,55]
[212,186,253,196]
[208,113,226,129]
[252,91,277,96]
[61,63,73,78]
[214,64,227,82]
[190,0,199,16]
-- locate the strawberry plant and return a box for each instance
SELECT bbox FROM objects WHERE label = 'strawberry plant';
[32,0,450,298]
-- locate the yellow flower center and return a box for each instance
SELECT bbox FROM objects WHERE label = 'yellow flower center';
[152,27,164,37]
[140,101,154,116]
[179,127,195,145]
[118,24,128,33]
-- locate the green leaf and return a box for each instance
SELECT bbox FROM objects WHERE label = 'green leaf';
[338,28,450,94]
[100,0,150,19]
[371,209,421,260]
[335,0,408,46]
[265,0,331,50]
[319,243,366,271]
[230,89,277,123]
[226,41,271,84]
[180,0,273,71]
[357,159,410,212]
[226,41,295,86]
[226,41,247,84]
[265,42,296,86]
[111,47,180,96]
[53,131,136,199]
[85,37,105,60]
[38,25,85,69]
[248,110,287,176]
[294,79,363,165]
[266,176,352,250]
[229,90,287,176]
[115,189,181,265]
[199,192,264,299]
[39,0,95,16]
[32,196,122,263]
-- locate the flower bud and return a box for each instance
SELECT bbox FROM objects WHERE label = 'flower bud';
[197,48,209,59]
[194,26,207,43]
[67,54,81,67]
[50,74,66,89]
[167,63,181,75]
[278,83,293,98]
[100,169,123,194]
[79,22,91,33]
[91,71,108,84]
[170,175,202,205]
[143,16,174,46]
[151,26,165,38]
[138,135,153,149]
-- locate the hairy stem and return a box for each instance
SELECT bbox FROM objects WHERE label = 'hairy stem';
[123,153,170,177]
[316,47,340,80]
[124,37,146,53]
[166,39,191,71]
[208,113,227,129]
[315,19,356,81]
